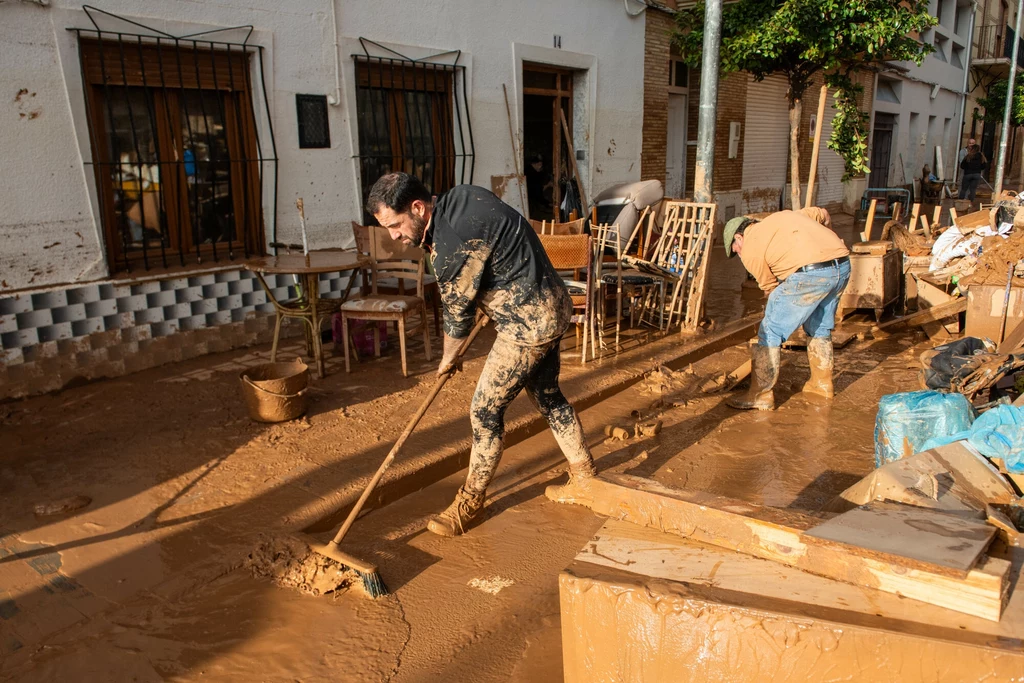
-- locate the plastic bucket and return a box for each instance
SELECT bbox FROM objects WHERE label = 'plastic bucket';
[239,360,310,423]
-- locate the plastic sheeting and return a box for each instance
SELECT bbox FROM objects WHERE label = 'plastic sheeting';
[923,405,1024,473]
[873,390,975,468]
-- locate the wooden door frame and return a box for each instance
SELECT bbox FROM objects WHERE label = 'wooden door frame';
[523,63,574,217]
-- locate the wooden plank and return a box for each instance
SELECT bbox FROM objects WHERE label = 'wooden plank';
[997,317,1024,354]
[909,203,921,232]
[803,501,996,578]
[891,202,902,223]
[872,297,966,332]
[589,474,1010,620]
[700,359,751,393]
[782,328,856,349]
[933,204,942,228]
[804,84,828,208]
[861,198,878,241]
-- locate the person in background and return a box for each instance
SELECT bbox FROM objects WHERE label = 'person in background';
[959,144,988,203]
[958,137,977,166]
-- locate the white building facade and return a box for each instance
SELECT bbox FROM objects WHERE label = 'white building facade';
[869,0,974,194]
[0,0,649,397]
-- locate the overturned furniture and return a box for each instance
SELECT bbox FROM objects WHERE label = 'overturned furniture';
[621,200,716,333]
[560,459,1022,682]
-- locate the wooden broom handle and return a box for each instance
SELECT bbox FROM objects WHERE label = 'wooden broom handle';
[328,315,490,546]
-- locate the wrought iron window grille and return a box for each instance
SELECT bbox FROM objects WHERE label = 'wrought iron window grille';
[353,38,475,222]
[68,6,280,273]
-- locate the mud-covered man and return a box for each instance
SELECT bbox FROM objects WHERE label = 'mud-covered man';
[367,173,596,536]
[722,208,850,411]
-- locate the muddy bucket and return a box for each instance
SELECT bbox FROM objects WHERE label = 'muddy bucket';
[239,360,310,423]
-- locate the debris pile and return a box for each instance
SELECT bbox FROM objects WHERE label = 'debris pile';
[245,534,357,597]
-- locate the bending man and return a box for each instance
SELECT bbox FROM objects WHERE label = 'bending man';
[367,173,596,536]
[722,208,850,410]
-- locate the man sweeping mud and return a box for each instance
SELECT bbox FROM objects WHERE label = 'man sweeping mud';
[367,172,596,536]
[723,208,850,410]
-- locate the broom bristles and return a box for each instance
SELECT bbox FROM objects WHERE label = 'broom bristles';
[358,569,389,598]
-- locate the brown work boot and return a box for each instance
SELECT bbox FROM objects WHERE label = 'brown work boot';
[545,461,597,507]
[426,486,485,537]
[802,336,835,399]
[727,345,780,411]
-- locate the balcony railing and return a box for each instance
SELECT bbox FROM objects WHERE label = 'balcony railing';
[974,24,1024,68]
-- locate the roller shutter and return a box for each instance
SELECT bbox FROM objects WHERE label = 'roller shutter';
[742,74,790,212]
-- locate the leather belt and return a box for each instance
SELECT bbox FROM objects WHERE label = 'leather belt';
[797,255,849,273]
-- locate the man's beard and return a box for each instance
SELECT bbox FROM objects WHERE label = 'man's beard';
[409,214,427,247]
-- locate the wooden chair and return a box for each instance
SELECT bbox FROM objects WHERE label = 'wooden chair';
[529,217,586,235]
[351,222,441,336]
[539,233,594,364]
[593,221,664,350]
[340,228,432,377]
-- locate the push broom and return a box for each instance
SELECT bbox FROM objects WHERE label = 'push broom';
[301,315,490,597]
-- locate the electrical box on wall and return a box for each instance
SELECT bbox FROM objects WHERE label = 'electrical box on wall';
[728,122,741,159]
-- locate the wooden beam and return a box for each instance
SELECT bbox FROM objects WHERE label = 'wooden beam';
[949,207,958,225]
[891,202,902,223]
[933,204,942,228]
[861,198,878,241]
[871,297,967,333]
[589,474,1009,620]
[909,203,921,232]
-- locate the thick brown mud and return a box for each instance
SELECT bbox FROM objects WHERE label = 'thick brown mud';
[0,214,947,682]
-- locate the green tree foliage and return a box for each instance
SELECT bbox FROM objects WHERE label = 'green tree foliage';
[674,0,935,201]
[975,78,1024,127]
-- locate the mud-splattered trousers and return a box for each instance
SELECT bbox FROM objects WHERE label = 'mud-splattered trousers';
[758,259,851,347]
[463,333,593,496]
[424,184,593,495]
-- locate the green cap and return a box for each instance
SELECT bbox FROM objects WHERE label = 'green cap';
[723,216,751,258]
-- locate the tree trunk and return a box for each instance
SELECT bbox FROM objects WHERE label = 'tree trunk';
[788,97,802,210]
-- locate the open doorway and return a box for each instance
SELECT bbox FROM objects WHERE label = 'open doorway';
[870,113,896,186]
[522,63,574,220]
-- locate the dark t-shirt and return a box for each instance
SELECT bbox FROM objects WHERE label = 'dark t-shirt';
[424,185,571,346]
[960,154,988,175]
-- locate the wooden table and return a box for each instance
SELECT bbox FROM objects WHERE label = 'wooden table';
[245,251,368,378]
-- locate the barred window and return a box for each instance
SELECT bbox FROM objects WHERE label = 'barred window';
[79,37,265,272]
[354,53,474,223]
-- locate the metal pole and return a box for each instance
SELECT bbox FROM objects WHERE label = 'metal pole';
[694,0,722,204]
[994,0,1024,196]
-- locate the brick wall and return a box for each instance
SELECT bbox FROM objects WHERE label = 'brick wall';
[641,10,675,184]
[685,69,748,196]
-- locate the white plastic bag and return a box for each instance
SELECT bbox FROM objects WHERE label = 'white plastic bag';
[930,226,982,270]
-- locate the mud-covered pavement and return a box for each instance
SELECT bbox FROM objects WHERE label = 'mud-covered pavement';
[0,321,925,681]
[1,215,932,681]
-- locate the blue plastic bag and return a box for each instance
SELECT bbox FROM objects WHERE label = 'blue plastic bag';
[923,405,1024,473]
[873,391,975,468]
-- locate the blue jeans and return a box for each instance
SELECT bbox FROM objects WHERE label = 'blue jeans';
[758,260,851,347]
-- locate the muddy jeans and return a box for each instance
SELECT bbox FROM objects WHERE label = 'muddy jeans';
[758,260,851,347]
[464,334,593,496]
